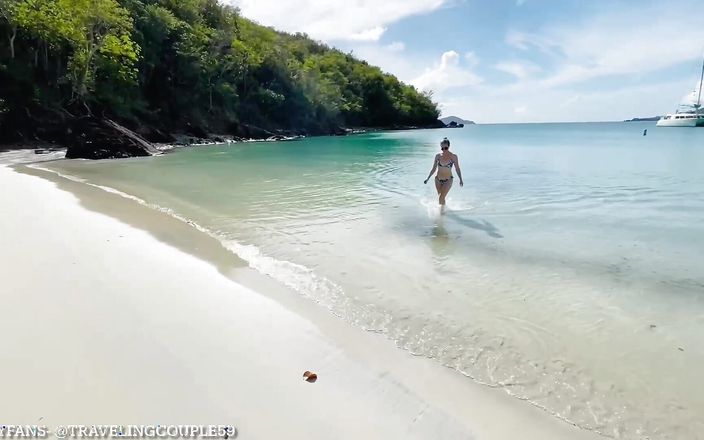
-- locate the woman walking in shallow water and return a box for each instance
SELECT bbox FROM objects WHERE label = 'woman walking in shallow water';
[424,137,463,211]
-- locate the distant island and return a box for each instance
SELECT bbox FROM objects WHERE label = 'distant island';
[0,0,443,158]
[441,116,476,127]
[624,116,662,122]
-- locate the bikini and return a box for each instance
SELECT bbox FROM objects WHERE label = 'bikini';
[436,157,454,185]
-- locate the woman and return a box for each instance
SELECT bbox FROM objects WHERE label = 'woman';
[424,137,463,210]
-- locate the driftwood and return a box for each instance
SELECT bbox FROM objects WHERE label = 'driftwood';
[65,116,160,159]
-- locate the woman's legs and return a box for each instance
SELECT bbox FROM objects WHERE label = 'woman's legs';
[439,178,453,206]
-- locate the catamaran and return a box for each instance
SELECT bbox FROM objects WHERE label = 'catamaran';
[657,54,704,127]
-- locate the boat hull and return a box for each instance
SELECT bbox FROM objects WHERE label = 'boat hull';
[656,116,704,127]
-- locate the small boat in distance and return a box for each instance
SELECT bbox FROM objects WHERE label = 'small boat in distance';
[657,54,704,127]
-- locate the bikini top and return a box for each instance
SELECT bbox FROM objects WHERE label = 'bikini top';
[437,156,454,168]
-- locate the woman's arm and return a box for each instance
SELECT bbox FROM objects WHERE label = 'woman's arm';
[454,154,464,186]
[424,155,438,184]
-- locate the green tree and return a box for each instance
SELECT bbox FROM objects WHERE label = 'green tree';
[0,0,19,58]
[61,0,138,101]
[0,0,440,142]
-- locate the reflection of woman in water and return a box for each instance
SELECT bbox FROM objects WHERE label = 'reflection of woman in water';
[424,137,463,211]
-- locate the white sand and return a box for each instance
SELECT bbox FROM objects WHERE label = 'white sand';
[0,164,600,440]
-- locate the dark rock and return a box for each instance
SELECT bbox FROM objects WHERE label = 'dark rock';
[0,106,73,145]
[135,126,177,143]
[229,122,275,139]
[426,119,447,129]
[65,116,159,160]
[185,123,209,139]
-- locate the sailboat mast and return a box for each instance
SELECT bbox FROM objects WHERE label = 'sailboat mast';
[698,54,704,108]
[697,54,704,123]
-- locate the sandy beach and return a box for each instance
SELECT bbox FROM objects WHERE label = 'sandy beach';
[0,161,601,440]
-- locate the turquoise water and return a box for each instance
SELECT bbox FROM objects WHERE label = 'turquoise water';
[45,123,704,439]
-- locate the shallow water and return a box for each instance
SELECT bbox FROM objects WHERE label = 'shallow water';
[44,123,704,439]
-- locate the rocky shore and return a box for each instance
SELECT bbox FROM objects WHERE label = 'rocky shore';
[0,113,449,160]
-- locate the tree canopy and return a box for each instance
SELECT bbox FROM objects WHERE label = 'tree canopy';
[0,0,440,140]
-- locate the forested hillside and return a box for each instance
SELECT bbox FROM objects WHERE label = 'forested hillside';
[0,0,441,143]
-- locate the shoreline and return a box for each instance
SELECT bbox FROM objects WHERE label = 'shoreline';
[0,122,446,161]
[1,161,602,439]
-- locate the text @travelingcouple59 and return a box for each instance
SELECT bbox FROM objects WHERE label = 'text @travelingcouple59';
[0,425,237,439]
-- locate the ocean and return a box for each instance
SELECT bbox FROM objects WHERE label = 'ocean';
[41,122,704,439]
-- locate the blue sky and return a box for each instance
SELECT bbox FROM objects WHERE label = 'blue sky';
[231,0,704,123]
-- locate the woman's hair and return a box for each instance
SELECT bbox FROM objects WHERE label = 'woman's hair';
[441,137,450,146]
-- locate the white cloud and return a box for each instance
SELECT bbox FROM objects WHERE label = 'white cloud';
[385,41,406,52]
[412,50,483,93]
[345,43,421,81]
[228,0,445,41]
[437,78,693,123]
[464,51,479,67]
[348,26,386,42]
[506,30,561,55]
[459,3,704,122]
[493,60,540,79]
[506,7,704,88]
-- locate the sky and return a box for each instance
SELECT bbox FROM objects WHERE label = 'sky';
[229,0,704,123]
